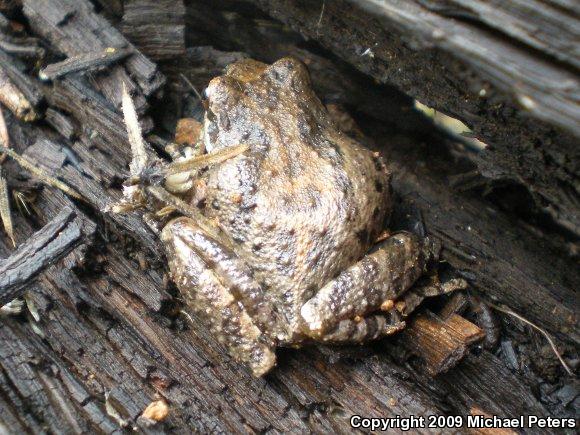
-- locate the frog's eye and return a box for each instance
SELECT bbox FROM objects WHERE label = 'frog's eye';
[265,57,310,89]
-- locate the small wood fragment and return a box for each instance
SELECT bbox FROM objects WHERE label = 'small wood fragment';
[140,399,169,423]
[399,310,484,375]
[0,56,40,120]
[0,207,95,306]
[0,35,44,59]
[0,168,14,246]
[174,118,202,146]
[121,0,185,61]
[445,314,486,345]
[39,47,133,81]
[45,108,76,140]
[439,292,469,319]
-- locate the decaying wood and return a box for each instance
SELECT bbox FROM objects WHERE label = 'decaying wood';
[246,0,580,240]
[0,207,94,306]
[0,0,576,432]
[44,108,76,140]
[39,47,133,81]
[399,310,485,375]
[0,48,42,120]
[121,0,186,61]
[22,0,165,110]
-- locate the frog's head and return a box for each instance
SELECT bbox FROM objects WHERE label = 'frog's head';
[202,57,312,153]
[108,84,247,218]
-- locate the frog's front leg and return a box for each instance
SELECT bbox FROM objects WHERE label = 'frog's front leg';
[300,233,434,337]
[161,217,276,377]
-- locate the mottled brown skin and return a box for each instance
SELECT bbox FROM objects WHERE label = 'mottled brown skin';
[161,58,433,376]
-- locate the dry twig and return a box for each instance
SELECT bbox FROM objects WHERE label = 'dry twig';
[0,106,14,246]
[489,303,574,376]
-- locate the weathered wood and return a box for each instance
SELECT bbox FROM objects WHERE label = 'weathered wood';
[44,108,76,140]
[0,48,42,120]
[121,0,185,61]
[0,34,44,59]
[39,47,133,81]
[415,0,580,69]
[0,207,94,306]
[22,0,165,110]
[399,310,485,375]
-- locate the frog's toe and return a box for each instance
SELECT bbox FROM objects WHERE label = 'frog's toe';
[318,312,406,344]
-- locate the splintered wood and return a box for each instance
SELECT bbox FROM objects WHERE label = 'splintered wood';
[400,310,485,375]
[0,207,95,306]
[0,49,42,120]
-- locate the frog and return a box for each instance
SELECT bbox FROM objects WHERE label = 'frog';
[114,57,448,377]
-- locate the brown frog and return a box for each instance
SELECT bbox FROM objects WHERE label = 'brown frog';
[116,58,443,377]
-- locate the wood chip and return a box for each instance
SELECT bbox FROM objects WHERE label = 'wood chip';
[141,399,169,422]
[174,118,202,146]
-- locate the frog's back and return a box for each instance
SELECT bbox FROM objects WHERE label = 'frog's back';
[201,57,392,336]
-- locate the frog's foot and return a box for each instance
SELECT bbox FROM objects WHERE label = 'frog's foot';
[300,232,434,337]
[396,273,468,316]
[161,217,277,377]
[317,312,406,345]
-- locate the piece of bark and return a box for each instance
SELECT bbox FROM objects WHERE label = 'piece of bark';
[22,0,165,111]
[44,108,76,140]
[0,207,95,306]
[439,292,469,320]
[399,310,485,375]
[0,48,42,120]
[121,0,185,61]
[39,47,133,81]
[0,34,44,59]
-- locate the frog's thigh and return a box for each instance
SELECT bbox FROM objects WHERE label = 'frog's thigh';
[161,217,275,377]
[301,233,432,337]
[318,312,406,344]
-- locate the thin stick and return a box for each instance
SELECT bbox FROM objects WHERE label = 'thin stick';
[164,144,248,176]
[0,106,14,246]
[180,73,203,101]
[146,185,221,240]
[121,82,148,176]
[0,104,8,164]
[0,145,84,201]
[0,169,14,246]
[489,303,573,376]
[39,47,132,81]
[316,0,326,29]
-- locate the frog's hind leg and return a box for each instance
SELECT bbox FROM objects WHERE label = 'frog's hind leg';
[161,217,276,377]
[301,232,434,338]
[317,312,406,345]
